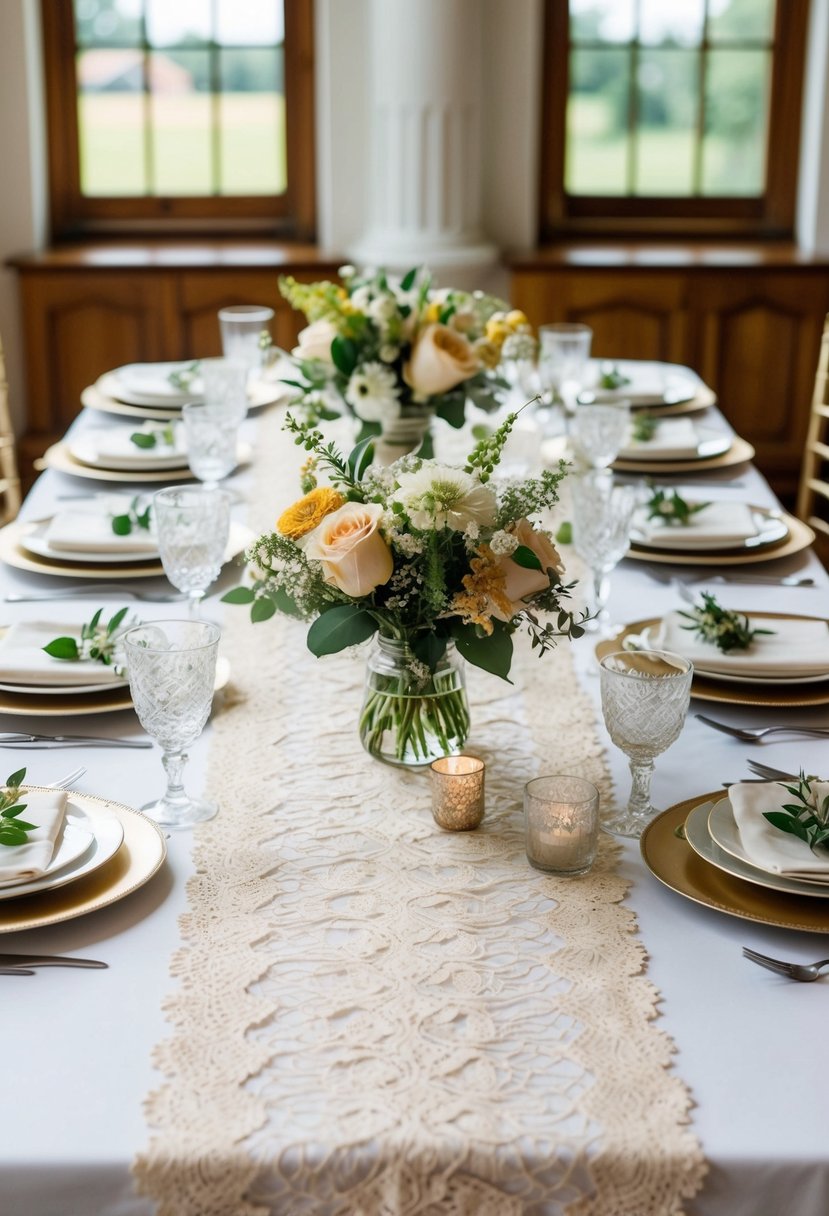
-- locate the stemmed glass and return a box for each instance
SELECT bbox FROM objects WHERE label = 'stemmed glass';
[599,649,693,838]
[538,323,593,423]
[182,401,241,489]
[571,471,637,633]
[153,486,231,617]
[570,401,631,469]
[123,620,220,828]
[199,356,248,418]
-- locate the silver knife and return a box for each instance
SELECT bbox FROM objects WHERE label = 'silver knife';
[0,734,151,748]
[0,967,36,975]
[0,954,107,969]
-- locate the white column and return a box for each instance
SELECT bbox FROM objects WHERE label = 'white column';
[347,0,497,273]
[797,0,829,254]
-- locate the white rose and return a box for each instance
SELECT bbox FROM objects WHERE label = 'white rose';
[292,319,338,365]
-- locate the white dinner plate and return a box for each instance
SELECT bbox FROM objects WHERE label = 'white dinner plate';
[69,431,190,473]
[104,362,198,406]
[629,505,789,554]
[96,371,288,412]
[684,798,829,899]
[619,425,731,463]
[0,676,130,695]
[0,791,125,901]
[0,822,93,890]
[628,624,829,687]
[19,517,160,565]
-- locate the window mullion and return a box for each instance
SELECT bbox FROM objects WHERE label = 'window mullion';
[141,1,153,197]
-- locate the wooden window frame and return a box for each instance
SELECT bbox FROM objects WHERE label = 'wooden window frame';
[539,0,810,241]
[41,0,316,240]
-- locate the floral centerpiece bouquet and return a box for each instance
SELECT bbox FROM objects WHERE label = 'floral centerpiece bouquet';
[278,265,535,456]
[225,409,586,767]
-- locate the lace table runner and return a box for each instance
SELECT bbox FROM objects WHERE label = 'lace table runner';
[134,413,706,1215]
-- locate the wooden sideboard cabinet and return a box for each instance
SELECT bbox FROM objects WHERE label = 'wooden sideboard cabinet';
[9,242,340,485]
[509,243,829,503]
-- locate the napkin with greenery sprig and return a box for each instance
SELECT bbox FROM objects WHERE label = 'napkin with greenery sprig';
[0,767,69,885]
[678,592,774,653]
[730,776,829,879]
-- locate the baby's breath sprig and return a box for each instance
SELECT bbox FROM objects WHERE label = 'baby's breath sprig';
[646,486,710,527]
[679,591,775,653]
[763,771,829,851]
[632,413,659,443]
[43,607,131,669]
[465,396,538,483]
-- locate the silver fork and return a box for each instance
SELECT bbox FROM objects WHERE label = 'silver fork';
[743,947,829,982]
[695,713,829,743]
[746,760,798,782]
[4,587,186,603]
[48,765,87,789]
[644,571,815,588]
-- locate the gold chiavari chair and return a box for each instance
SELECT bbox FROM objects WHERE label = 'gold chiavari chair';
[796,315,829,568]
[0,336,21,525]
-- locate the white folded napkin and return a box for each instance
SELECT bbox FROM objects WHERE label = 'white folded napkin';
[45,508,158,555]
[589,360,701,402]
[70,424,187,470]
[656,611,829,677]
[0,620,126,686]
[0,789,68,885]
[635,501,759,549]
[730,781,829,879]
[619,418,701,460]
[113,362,197,401]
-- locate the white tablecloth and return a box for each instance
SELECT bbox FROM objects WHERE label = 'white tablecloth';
[1,403,828,1216]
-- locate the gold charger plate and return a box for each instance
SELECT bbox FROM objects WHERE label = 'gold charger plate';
[0,517,253,581]
[81,384,181,422]
[38,441,196,483]
[635,386,716,418]
[596,613,829,708]
[625,511,814,567]
[0,793,166,933]
[640,794,829,933]
[612,433,754,475]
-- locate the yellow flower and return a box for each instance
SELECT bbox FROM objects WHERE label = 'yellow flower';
[449,546,513,633]
[277,487,345,540]
[505,309,529,330]
[424,301,442,324]
[474,338,502,369]
[485,317,512,347]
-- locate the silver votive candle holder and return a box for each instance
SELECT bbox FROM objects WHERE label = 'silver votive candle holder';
[430,756,485,831]
[524,774,599,875]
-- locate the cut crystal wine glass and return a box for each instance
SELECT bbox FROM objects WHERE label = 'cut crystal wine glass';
[599,649,693,838]
[153,485,231,617]
[570,401,631,469]
[571,471,637,633]
[182,401,241,488]
[123,620,220,828]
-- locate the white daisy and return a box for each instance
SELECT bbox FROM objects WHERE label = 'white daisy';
[394,464,497,532]
[345,362,401,423]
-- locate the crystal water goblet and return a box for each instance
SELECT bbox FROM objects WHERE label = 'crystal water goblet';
[199,356,248,418]
[538,323,593,420]
[218,305,274,378]
[599,649,693,838]
[123,619,220,828]
[571,471,637,633]
[153,486,231,617]
[570,400,631,469]
[182,402,241,488]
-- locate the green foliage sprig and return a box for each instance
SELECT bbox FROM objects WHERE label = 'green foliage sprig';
[465,397,538,483]
[130,423,176,450]
[679,591,775,653]
[0,768,37,848]
[111,496,152,537]
[43,607,130,668]
[599,363,632,390]
[632,413,659,443]
[763,772,829,851]
[282,411,371,494]
[646,486,710,527]
[168,361,199,391]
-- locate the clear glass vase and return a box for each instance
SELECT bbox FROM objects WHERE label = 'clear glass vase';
[359,635,470,767]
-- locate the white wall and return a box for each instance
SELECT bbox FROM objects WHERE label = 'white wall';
[797,0,829,254]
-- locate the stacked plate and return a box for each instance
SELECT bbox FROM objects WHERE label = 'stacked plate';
[41,421,253,484]
[0,618,134,716]
[598,611,829,708]
[612,418,755,475]
[641,790,829,934]
[0,785,167,934]
[579,359,716,416]
[82,359,293,422]
[626,499,815,567]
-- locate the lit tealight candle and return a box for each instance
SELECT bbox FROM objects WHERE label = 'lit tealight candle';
[430,755,485,831]
[524,775,599,875]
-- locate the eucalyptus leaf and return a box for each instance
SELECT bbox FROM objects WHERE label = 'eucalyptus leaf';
[331,336,358,378]
[452,622,513,682]
[307,605,377,657]
[221,586,257,604]
[763,811,811,842]
[108,607,129,634]
[511,544,543,571]
[6,768,25,789]
[43,637,80,660]
[251,596,277,623]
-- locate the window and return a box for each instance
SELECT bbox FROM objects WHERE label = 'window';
[540,0,810,238]
[41,0,315,238]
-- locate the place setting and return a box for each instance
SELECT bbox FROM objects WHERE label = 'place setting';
[624,485,815,567]
[640,772,829,936]
[611,414,755,475]
[597,591,829,709]
[577,358,717,416]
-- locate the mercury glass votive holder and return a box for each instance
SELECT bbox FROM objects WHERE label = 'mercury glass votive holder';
[430,756,485,831]
[524,775,599,875]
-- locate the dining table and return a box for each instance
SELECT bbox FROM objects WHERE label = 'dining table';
[1,378,828,1216]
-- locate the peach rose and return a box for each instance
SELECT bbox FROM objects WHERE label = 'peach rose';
[404,323,480,396]
[292,319,338,364]
[304,501,393,598]
[491,519,565,620]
